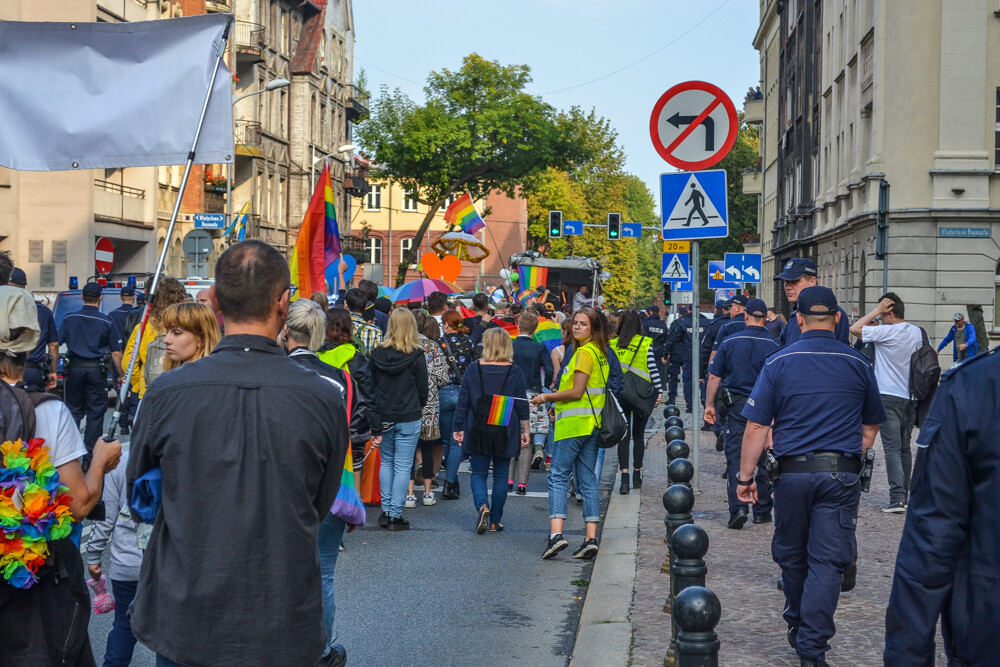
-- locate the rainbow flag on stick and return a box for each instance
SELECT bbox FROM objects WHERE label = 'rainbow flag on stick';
[289,163,341,299]
[518,266,548,291]
[487,395,515,426]
[517,288,533,305]
[532,318,562,352]
[444,192,486,234]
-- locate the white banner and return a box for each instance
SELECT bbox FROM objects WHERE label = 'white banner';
[0,14,234,171]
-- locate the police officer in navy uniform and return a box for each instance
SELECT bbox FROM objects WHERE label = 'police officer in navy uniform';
[9,268,58,392]
[883,347,1000,665]
[737,287,885,667]
[664,305,709,413]
[60,282,123,461]
[641,305,668,387]
[108,284,135,339]
[710,293,749,363]
[705,298,780,529]
[775,258,850,346]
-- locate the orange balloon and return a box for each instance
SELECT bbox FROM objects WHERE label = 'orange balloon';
[421,252,462,283]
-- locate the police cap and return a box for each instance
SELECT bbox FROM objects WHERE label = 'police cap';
[775,257,818,281]
[714,299,728,308]
[82,282,103,298]
[9,268,26,286]
[730,294,749,307]
[678,305,690,315]
[745,298,767,318]
[120,285,136,297]
[796,286,838,316]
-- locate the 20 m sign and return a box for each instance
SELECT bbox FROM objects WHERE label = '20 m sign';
[649,80,738,171]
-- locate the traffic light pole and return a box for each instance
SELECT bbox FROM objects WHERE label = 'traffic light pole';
[690,239,700,493]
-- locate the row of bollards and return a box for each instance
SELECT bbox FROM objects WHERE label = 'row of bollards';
[660,405,721,667]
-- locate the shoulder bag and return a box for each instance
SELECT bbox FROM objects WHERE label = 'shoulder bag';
[583,348,628,449]
[621,338,657,417]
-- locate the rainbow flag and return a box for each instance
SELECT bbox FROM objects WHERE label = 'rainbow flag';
[444,192,486,234]
[329,448,365,527]
[289,164,341,300]
[533,318,562,352]
[518,266,548,291]
[490,316,518,338]
[517,288,533,305]
[487,395,514,426]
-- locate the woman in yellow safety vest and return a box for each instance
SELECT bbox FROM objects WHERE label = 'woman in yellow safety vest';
[610,310,662,496]
[532,306,609,561]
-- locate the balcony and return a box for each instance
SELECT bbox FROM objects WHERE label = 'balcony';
[743,98,763,125]
[344,165,371,198]
[205,0,230,12]
[204,192,226,214]
[94,179,146,224]
[742,170,762,195]
[346,84,370,123]
[234,21,264,62]
[234,120,263,157]
[340,234,367,264]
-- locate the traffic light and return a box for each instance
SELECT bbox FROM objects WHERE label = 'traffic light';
[607,212,621,240]
[663,282,672,306]
[548,210,563,239]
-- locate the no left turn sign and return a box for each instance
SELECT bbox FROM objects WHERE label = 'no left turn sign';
[649,80,738,171]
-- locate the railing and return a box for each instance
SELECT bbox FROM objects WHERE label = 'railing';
[340,234,367,264]
[234,21,264,55]
[344,165,370,198]
[235,120,263,150]
[94,179,145,199]
[345,84,370,122]
[204,192,226,214]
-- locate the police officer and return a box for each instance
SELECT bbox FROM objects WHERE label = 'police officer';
[884,347,1000,665]
[9,268,58,392]
[664,305,709,413]
[704,298,779,529]
[701,299,731,443]
[775,258,850,346]
[641,305,668,385]
[710,294,749,363]
[108,284,135,339]
[736,287,885,666]
[60,282,123,460]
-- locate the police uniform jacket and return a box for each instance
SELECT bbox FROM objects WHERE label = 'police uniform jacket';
[884,349,1000,665]
[700,313,730,368]
[713,313,746,351]
[28,302,57,365]
[665,314,709,363]
[741,330,886,457]
[642,316,668,360]
[779,305,851,347]
[707,325,779,397]
[59,305,123,360]
[108,303,132,340]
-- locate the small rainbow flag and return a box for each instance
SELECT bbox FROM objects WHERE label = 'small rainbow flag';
[329,448,365,527]
[490,316,518,338]
[517,288,533,304]
[518,266,548,291]
[533,318,562,352]
[444,192,486,235]
[289,163,341,300]
[487,395,514,426]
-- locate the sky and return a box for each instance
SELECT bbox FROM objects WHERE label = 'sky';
[352,0,761,217]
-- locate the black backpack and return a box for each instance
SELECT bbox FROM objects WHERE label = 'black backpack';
[909,327,941,402]
[467,363,514,457]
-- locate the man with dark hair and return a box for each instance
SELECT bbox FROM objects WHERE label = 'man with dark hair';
[850,292,923,513]
[775,258,850,346]
[127,240,349,667]
[426,290,447,326]
[464,292,490,341]
[108,285,135,340]
[358,278,388,334]
[344,287,382,355]
[11,268,59,392]
[0,250,14,285]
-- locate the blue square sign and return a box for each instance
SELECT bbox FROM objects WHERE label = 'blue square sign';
[660,169,729,240]
[707,260,742,290]
[723,253,762,283]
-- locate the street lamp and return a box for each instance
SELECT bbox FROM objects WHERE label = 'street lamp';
[227,78,292,241]
[310,143,355,193]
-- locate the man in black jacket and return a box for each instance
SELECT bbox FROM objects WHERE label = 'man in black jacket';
[665,306,709,413]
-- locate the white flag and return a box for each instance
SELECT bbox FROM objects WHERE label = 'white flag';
[0,14,234,171]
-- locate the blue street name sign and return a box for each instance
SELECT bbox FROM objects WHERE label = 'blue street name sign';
[194,213,225,229]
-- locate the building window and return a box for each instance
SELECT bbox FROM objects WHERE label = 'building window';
[439,193,456,211]
[366,237,382,265]
[401,238,413,256]
[279,90,287,138]
[994,88,1000,169]
[365,185,381,211]
[403,188,418,212]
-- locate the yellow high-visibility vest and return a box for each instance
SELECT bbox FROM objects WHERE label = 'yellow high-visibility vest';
[318,342,355,370]
[554,342,608,441]
[610,335,653,383]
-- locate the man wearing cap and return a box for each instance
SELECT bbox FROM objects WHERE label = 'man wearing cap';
[737,286,885,666]
[60,282,124,462]
[710,294,749,364]
[664,305,709,413]
[108,285,135,340]
[9,268,59,392]
[936,312,977,363]
[775,258,850,346]
[705,298,780,529]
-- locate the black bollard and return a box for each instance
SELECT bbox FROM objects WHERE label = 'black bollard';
[664,404,681,419]
[660,481,694,579]
[666,415,685,430]
[674,586,721,667]
[667,439,690,463]
[665,425,685,444]
[666,524,710,663]
[668,458,694,489]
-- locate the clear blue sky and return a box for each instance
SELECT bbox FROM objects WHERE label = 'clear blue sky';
[352,0,760,216]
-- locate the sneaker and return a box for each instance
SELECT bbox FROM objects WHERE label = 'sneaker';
[476,506,490,534]
[572,538,599,560]
[404,494,417,509]
[422,492,436,506]
[881,501,906,513]
[378,511,389,528]
[545,456,551,471]
[516,484,527,496]
[542,533,569,559]
[531,450,544,469]
[319,644,347,667]
[507,479,514,491]
[386,516,410,531]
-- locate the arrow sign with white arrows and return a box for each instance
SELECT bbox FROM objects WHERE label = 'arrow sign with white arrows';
[725,265,741,279]
[723,253,763,284]
[667,112,714,151]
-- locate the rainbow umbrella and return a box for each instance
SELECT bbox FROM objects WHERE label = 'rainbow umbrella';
[391,278,463,303]
[377,286,396,299]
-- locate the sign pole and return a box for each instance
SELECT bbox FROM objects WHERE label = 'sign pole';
[691,239,700,493]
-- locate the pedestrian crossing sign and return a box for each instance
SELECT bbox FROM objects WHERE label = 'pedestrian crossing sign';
[662,252,690,283]
[660,169,729,240]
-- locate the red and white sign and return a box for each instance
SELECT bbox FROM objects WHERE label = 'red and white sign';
[649,80,738,171]
[95,237,114,275]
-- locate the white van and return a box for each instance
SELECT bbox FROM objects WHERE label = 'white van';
[181,277,215,300]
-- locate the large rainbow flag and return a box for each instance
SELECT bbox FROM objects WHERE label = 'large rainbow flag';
[518,265,548,291]
[532,318,562,352]
[444,192,486,234]
[289,164,341,299]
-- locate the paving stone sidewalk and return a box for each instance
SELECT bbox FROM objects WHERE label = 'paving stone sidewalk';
[629,419,947,667]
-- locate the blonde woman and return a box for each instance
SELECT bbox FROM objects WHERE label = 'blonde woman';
[122,277,189,397]
[369,308,429,531]
[159,302,222,370]
[453,328,529,534]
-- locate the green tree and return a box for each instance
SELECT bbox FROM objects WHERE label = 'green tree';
[356,54,591,286]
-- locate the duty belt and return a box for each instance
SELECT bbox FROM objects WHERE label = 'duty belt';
[777,451,862,475]
[67,357,101,368]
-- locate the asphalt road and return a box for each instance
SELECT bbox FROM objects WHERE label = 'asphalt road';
[85,411,622,666]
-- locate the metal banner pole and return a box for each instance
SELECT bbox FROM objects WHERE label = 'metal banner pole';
[690,239,700,492]
[106,17,234,440]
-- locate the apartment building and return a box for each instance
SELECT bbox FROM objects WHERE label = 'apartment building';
[749,0,1000,347]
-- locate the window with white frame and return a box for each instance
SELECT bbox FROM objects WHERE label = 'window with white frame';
[439,193,456,211]
[365,185,381,211]
[403,188,418,212]
[401,238,413,256]
[366,237,382,265]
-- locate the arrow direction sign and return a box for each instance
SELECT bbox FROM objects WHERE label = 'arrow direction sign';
[707,260,743,290]
[562,220,583,236]
[621,222,643,238]
[723,253,763,284]
[668,112,714,151]
[725,265,741,279]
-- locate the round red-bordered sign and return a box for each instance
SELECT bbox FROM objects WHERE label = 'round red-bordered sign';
[649,80,738,171]
[95,237,114,275]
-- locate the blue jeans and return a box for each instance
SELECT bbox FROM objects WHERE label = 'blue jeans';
[439,385,461,483]
[469,454,511,525]
[378,419,421,518]
[318,513,347,652]
[103,578,138,667]
[549,432,601,522]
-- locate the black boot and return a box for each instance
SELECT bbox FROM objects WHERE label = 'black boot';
[632,469,642,489]
[619,473,630,495]
[441,481,460,500]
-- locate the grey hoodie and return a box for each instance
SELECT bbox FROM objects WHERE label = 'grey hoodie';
[86,451,143,581]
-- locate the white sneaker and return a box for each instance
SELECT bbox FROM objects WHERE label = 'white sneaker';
[422,492,436,506]
[404,494,417,508]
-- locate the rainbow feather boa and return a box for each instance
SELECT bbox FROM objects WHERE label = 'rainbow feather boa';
[0,438,73,589]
